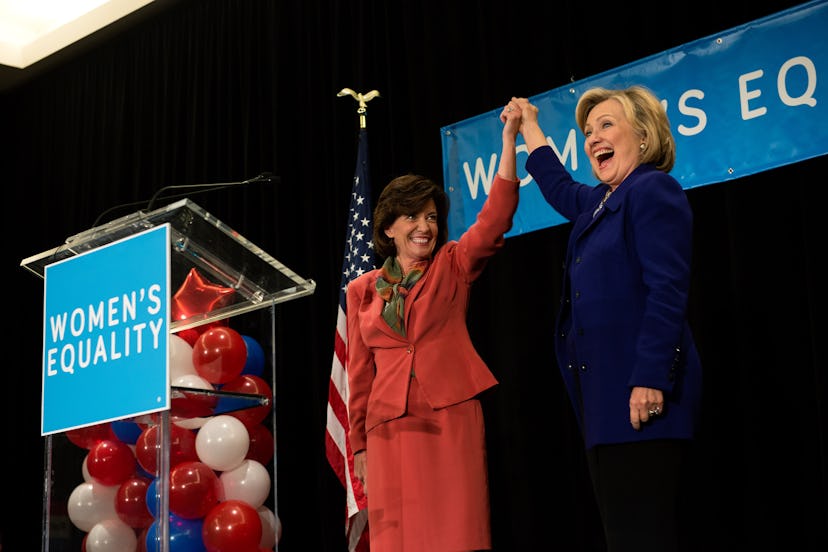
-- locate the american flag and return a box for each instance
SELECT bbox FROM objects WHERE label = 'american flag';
[326,127,373,551]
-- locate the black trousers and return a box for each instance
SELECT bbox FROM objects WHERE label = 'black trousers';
[586,439,687,552]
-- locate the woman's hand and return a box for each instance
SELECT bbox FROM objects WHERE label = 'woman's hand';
[354,450,368,495]
[500,99,522,140]
[629,386,665,430]
[512,97,538,126]
[512,97,546,153]
[497,99,522,181]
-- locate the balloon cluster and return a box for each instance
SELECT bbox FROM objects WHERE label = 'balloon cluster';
[61,271,282,552]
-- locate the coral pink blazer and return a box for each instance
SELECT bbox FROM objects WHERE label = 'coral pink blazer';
[346,175,519,453]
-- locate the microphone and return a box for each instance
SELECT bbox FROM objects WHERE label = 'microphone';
[90,172,279,228]
[145,172,278,212]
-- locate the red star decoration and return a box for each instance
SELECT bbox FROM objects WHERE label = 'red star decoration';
[171,268,236,323]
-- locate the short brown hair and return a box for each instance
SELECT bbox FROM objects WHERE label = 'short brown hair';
[372,174,449,260]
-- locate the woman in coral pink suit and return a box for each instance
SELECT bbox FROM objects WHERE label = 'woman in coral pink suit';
[346,100,523,551]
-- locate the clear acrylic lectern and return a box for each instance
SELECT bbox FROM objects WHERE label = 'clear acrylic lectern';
[20,199,315,551]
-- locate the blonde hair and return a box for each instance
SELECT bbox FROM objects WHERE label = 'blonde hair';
[575,85,675,173]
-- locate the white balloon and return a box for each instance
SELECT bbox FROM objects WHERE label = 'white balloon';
[66,481,118,532]
[172,415,208,430]
[257,505,281,549]
[170,374,213,428]
[196,415,250,471]
[220,459,271,508]
[171,373,213,391]
[82,454,92,482]
[169,334,197,381]
[86,518,137,552]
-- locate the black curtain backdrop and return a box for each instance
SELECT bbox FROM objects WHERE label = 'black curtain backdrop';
[3,1,826,550]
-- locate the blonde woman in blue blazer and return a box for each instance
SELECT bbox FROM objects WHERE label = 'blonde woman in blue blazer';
[515,87,702,552]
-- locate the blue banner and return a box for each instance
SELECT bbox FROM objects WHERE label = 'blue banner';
[441,0,827,240]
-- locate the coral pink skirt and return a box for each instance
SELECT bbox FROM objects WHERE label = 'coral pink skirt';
[366,377,491,551]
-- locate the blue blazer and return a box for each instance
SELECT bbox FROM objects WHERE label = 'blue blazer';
[527,146,702,449]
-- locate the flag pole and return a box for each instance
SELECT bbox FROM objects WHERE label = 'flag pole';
[337,88,381,129]
[327,87,381,552]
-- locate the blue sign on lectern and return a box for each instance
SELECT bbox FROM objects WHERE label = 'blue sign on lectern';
[41,225,171,435]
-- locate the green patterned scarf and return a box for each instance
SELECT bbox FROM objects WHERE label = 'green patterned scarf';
[376,256,427,336]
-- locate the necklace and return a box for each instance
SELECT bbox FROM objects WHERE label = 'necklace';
[592,188,613,218]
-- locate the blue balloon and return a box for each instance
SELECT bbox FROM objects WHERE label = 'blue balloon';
[111,420,142,444]
[146,514,206,552]
[146,478,160,518]
[241,335,265,376]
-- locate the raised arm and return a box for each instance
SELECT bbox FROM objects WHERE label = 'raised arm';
[498,98,522,180]
[513,96,546,153]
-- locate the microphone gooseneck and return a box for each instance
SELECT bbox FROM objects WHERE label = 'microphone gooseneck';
[90,172,279,228]
[145,172,278,212]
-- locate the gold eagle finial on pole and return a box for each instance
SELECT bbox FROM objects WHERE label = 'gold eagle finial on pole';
[337,88,381,129]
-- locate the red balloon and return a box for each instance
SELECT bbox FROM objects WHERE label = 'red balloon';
[86,439,136,486]
[66,423,117,449]
[202,500,262,552]
[193,327,247,384]
[115,476,154,528]
[245,423,274,466]
[169,461,221,519]
[135,424,198,474]
[221,375,272,428]
[175,328,201,347]
[175,320,230,347]
[137,527,149,552]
